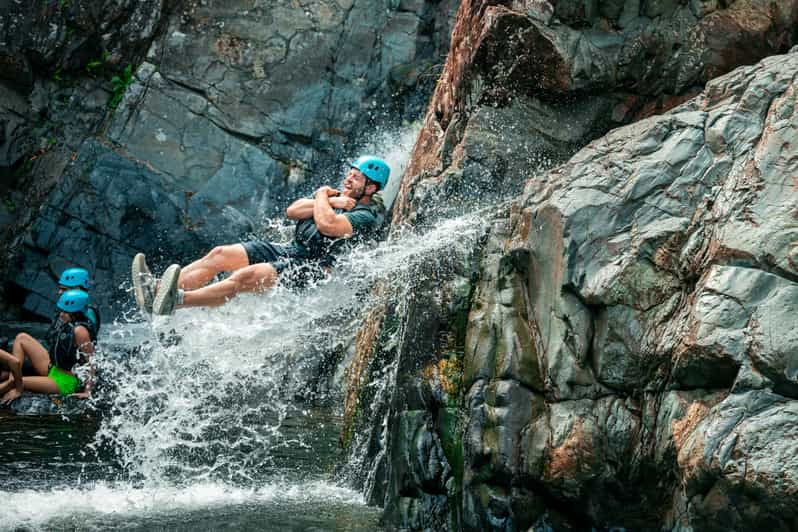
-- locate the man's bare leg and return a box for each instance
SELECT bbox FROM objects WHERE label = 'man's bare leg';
[180,263,278,308]
[178,244,251,290]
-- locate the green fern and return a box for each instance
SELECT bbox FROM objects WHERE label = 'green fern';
[109,64,134,110]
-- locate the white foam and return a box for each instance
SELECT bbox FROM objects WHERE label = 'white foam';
[0,480,365,530]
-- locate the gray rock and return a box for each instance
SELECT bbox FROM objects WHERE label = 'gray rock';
[3,0,458,319]
[8,139,206,315]
[465,219,544,394]
[373,1,798,525]
[676,390,798,531]
[670,266,798,396]
[3,394,89,417]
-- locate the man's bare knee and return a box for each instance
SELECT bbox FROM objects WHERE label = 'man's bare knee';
[14,332,31,345]
[205,246,229,263]
[204,245,248,271]
[231,265,276,293]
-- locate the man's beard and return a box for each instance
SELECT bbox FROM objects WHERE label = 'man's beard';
[344,183,365,201]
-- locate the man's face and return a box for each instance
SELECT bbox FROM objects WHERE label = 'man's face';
[341,168,369,199]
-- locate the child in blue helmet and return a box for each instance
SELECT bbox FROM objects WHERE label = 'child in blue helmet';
[133,156,390,315]
[0,269,98,402]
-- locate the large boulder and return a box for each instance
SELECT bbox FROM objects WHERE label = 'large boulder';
[349,0,798,529]
[477,48,798,531]
[393,0,798,226]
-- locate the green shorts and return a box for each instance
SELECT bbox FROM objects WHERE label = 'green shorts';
[47,366,80,395]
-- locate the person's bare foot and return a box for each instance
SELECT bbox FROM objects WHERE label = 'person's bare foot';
[1,388,22,404]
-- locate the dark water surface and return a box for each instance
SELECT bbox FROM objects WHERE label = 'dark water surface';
[0,408,380,531]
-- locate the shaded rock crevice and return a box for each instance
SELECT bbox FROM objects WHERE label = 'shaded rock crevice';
[0,0,180,317]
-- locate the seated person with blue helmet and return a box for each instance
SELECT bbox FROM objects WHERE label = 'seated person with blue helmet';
[0,289,97,403]
[132,156,390,315]
[59,267,101,332]
[0,268,99,400]
[1,267,101,377]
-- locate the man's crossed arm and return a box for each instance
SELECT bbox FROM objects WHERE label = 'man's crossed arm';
[285,187,355,238]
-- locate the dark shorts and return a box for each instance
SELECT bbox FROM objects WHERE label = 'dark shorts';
[241,240,328,288]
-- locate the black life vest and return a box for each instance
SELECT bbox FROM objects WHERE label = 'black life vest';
[293,202,384,265]
[45,313,97,371]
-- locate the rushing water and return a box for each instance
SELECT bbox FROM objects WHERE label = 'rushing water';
[0,407,376,531]
[0,126,493,531]
[0,212,486,531]
[0,279,384,531]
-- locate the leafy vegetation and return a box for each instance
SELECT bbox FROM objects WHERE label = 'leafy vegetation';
[109,64,134,110]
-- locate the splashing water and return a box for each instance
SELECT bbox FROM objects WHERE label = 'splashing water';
[0,126,491,530]
[91,123,475,488]
[93,211,489,487]
[1,481,370,531]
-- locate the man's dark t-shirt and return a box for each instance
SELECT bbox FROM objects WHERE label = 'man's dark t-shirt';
[242,194,386,284]
[294,194,386,266]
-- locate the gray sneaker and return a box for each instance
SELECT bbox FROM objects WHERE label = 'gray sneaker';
[132,253,156,314]
[152,264,182,316]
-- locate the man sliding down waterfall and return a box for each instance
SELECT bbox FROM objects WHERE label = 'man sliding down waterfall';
[132,156,389,315]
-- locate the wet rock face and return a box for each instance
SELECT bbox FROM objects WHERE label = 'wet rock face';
[0,0,458,317]
[393,0,798,227]
[0,0,172,317]
[0,0,169,172]
[0,0,166,92]
[495,50,798,530]
[399,47,798,532]
[355,0,798,530]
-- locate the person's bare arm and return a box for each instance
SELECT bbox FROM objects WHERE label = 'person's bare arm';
[313,187,354,238]
[286,198,315,220]
[287,195,355,220]
[71,326,94,399]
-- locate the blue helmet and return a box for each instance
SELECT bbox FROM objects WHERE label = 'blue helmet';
[59,267,90,289]
[351,156,390,189]
[57,289,90,313]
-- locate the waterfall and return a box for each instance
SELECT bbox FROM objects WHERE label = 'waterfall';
[0,123,491,530]
[0,125,425,531]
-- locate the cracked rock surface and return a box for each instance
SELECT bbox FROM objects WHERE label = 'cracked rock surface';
[343,1,798,530]
[0,0,457,317]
